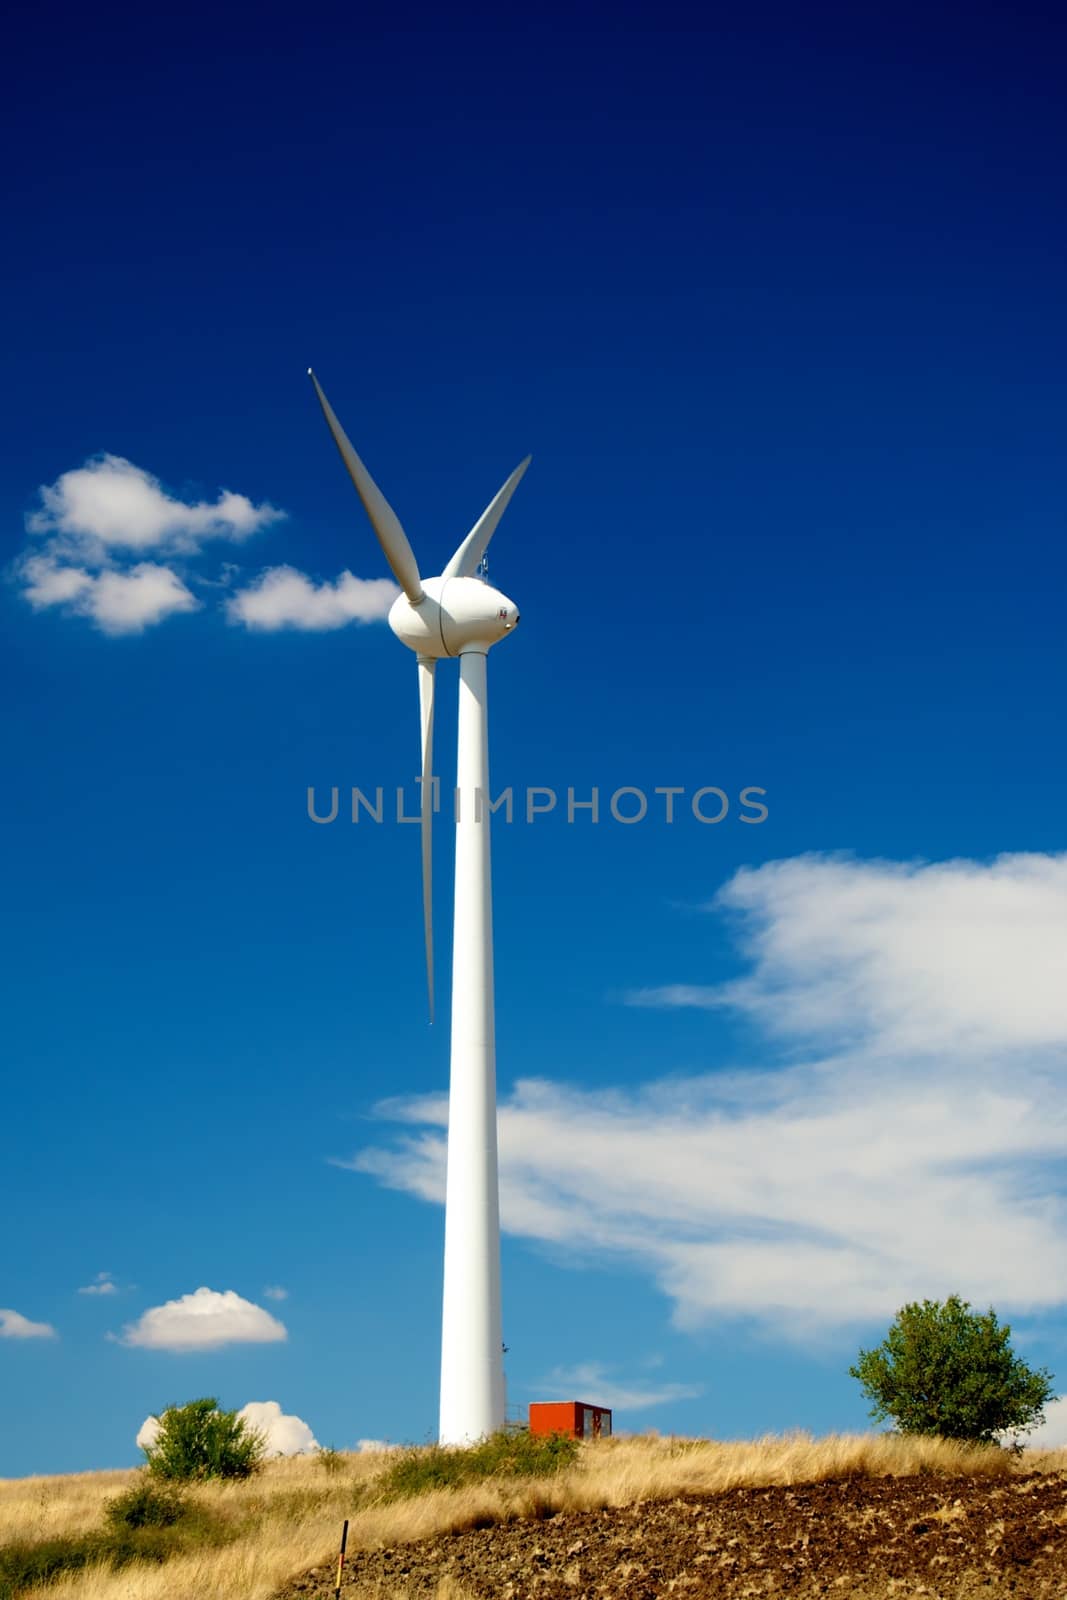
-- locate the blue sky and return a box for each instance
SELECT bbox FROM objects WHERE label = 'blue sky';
[3,1,1066,1475]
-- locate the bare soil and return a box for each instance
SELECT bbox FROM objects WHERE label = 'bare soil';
[278,1473,1067,1599]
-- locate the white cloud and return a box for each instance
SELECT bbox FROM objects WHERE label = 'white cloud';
[626,984,720,1009]
[631,852,1067,1058]
[262,1285,288,1301]
[537,1361,702,1412]
[20,557,94,607]
[136,1414,161,1451]
[238,1400,318,1456]
[16,452,397,639]
[14,453,286,634]
[86,565,198,633]
[0,1308,57,1339]
[136,1400,318,1457]
[20,554,199,634]
[1023,1395,1067,1449]
[226,565,398,630]
[78,1272,118,1296]
[348,852,1067,1341]
[117,1287,287,1351]
[28,454,283,556]
[356,1438,400,1453]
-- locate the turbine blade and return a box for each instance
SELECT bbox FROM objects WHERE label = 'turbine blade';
[308,369,424,605]
[441,456,531,580]
[418,655,436,1023]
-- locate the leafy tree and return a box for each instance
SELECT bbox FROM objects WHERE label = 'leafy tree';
[142,1398,266,1481]
[849,1295,1056,1444]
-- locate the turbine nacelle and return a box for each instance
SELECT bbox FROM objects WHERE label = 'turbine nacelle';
[389,576,520,659]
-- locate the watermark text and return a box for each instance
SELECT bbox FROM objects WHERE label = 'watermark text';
[307,783,768,826]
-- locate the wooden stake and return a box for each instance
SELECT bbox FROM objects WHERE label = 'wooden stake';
[334,1518,349,1599]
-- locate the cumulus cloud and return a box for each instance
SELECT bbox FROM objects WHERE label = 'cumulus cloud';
[356,1439,400,1453]
[117,1287,287,1351]
[136,1400,318,1457]
[346,852,1067,1341]
[27,454,283,556]
[1023,1395,1067,1449]
[78,1272,118,1296]
[136,1414,161,1451]
[21,556,199,634]
[238,1400,319,1455]
[0,1308,57,1339]
[226,566,398,630]
[14,453,285,634]
[15,452,397,637]
[538,1361,702,1411]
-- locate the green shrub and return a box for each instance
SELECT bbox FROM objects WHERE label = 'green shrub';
[143,1397,266,1481]
[103,1520,204,1568]
[0,1535,98,1599]
[378,1427,579,1500]
[850,1294,1057,1444]
[316,1445,347,1475]
[0,1495,227,1600]
[105,1477,187,1529]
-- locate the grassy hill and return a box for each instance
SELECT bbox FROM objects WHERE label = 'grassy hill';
[2,1432,1065,1599]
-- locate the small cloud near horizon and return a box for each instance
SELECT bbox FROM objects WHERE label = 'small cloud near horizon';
[535,1360,703,1413]
[137,1400,318,1457]
[116,1287,287,1351]
[1020,1395,1067,1450]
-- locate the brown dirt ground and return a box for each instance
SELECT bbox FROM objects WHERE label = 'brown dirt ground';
[278,1473,1067,1600]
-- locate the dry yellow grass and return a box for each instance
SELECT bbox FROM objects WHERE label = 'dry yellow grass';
[0,1470,134,1544]
[2,1433,1064,1600]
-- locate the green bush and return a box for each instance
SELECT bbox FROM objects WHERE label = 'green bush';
[105,1477,186,1529]
[850,1294,1057,1444]
[0,1489,227,1600]
[316,1445,347,1475]
[0,1535,98,1599]
[378,1427,579,1500]
[142,1397,266,1481]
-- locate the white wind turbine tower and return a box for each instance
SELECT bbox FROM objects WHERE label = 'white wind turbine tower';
[309,370,529,1446]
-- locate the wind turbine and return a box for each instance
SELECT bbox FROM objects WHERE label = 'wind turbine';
[308,370,528,1446]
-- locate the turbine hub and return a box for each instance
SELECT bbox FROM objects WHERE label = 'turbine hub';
[388,575,520,658]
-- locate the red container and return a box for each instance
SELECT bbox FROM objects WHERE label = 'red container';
[528,1401,613,1440]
